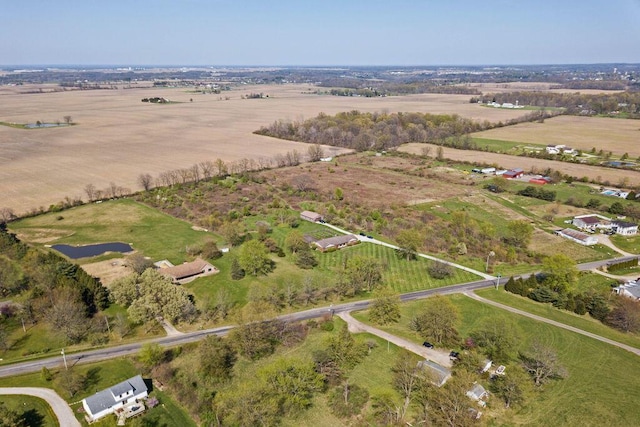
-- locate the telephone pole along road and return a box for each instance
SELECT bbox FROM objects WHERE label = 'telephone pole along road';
[0,256,635,379]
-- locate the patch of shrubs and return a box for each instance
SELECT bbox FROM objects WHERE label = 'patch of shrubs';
[517,186,556,201]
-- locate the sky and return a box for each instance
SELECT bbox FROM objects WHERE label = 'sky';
[2,0,640,66]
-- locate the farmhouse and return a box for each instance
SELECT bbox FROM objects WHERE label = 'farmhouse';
[612,220,638,236]
[614,281,640,300]
[573,215,610,232]
[556,228,598,246]
[416,360,452,387]
[312,234,359,252]
[545,144,576,155]
[157,258,218,283]
[82,375,148,422]
[300,210,324,222]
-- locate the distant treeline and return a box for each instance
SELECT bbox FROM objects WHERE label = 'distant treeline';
[473,91,640,117]
[255,109,557,152]
[318,79,481,96]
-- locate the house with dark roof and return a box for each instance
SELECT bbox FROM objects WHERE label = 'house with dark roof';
[612,220,638,236]
[312,234,359,252]
[572,214,612,232]
[157,258,218,283]
[82,375,148,422]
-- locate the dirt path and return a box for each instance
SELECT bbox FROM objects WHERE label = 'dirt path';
[591,269,638,282]
[463,292,640,357]
[0,387,81,427]
[336,312,453,367]
[597,234,635,257]
[156,317,183,336]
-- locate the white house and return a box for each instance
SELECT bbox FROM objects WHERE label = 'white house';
[612,220,638,236]
[466,383,489,406]
[614,281,640,300]
[545,144,576,155]
[82,375,148,422]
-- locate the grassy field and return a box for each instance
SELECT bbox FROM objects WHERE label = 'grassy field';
[0,395,58,427]
[476,287,640,348]
[9,199,214,264]
[610,234,640,254]
[471,136,545,153]
[355,294,640,426]
[0,83,528,215]
[0,358,195,427]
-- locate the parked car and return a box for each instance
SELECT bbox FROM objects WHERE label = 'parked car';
[367,235,373,239]
[422,341,434,349]
[359,232,366,236]
[449,351,460,360]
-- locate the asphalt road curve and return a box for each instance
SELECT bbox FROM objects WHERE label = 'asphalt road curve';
[0,387,81,427]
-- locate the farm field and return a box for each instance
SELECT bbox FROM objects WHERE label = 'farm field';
[398,142,640,184]
[0,83,527,215]
[471,115,640,158]
[354,293,640,426]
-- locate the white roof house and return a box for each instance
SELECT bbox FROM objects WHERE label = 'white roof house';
[82,375,148,422]
[612,220,638,236]
[614,281,640,300]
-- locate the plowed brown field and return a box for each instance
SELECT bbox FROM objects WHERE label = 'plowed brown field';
[0,83,527,214]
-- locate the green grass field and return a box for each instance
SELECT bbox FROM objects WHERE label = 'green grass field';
[9,199,215,264]
[471,137,545,153]
[0,395,58,427]
[355,294,640,426]
[610,234,640,255]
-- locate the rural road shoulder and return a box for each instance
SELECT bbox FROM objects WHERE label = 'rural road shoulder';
[463,291,640,356]
[336,311,453,367]
[0,387,81,427]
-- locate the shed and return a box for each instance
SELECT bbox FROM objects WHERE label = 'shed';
[416,360,451,387]
[556,228,598,246]
[300,211,324,222]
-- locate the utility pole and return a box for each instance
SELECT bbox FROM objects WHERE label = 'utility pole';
[21,317,26,333]
[61,348,68,370]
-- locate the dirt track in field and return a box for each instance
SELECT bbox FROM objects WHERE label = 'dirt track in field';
[0,84,529,214]
[399,143,639,184]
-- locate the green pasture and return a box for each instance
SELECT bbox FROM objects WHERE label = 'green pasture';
[9,199,215,264]
[610,234,640,255]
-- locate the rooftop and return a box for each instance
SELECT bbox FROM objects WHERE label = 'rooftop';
[84,375,147,415]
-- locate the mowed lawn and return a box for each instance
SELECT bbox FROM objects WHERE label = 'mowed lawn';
[9,198,215,264]
[355,294,640,426]
[0,395,58,427]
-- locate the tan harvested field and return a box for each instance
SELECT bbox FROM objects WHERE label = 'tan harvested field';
[399,143,640,184]
[472,115,640,157]
[0,83,530,214]
[465,81,624,95]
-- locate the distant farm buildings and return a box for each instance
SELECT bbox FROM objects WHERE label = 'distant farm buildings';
[545,144,576,155]
[311,234,359,252]
[556,228,598,246]
[572,214,638,236]
[300,210,324,223]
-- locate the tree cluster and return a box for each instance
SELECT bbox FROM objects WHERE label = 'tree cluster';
[517,185,557,202]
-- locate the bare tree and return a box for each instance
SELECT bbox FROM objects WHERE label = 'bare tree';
[520,340,567,387]
[178,168,192,184]
[108,182,118,198]
[199,161,214,180]
[291,174,316,192]
[63,115,72,125]
[191,164,201,183]
[83,184,96,202]
[138,174,153,191]
[274,153,287,168]
[421,146,432,157]
[0,207,16,223]
[215,158,228,177]
[307,144,324,162]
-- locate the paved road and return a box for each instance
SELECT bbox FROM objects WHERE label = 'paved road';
[0,257,634,379]
[337,311,453,367]
[463,292,640,357]
[0,387,81,427]
[597,234,635,257]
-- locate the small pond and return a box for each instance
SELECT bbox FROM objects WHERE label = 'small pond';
[51,242,133,259]
[25,123,70,129]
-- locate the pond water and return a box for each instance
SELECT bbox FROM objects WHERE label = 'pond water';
[24,123,69,129]
[51,242,133,259]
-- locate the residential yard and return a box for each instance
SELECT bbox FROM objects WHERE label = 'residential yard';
[0,358,195,427]
[0,395,58,427]
[354,294,640,426]
[610,234,640,255]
